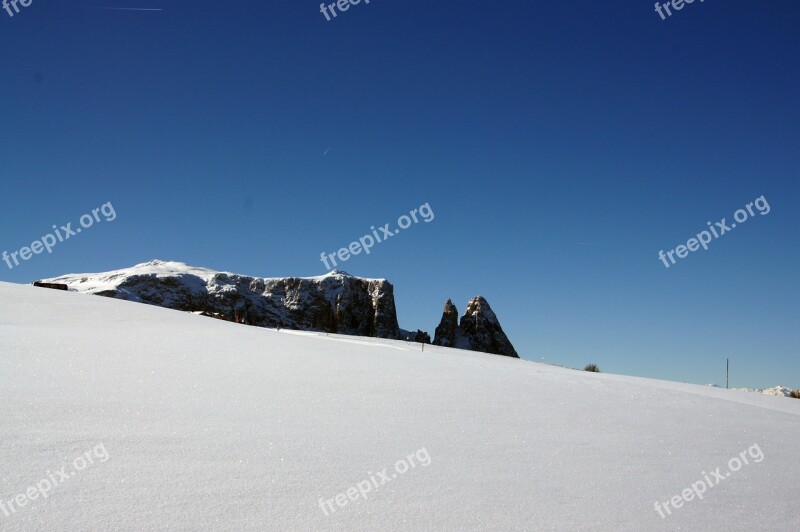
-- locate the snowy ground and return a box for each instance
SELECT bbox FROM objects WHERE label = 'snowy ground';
[1,282,798,531]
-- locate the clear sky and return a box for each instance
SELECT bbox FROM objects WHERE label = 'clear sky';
[1,1,798,389]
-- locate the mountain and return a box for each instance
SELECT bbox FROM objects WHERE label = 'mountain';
[1,280,799,530]
[433,299,459,347]
[433,297,519,357]
[37,260,517,357]
[762,385,796,397]
[40,260,401,339]
[726,385,798,398]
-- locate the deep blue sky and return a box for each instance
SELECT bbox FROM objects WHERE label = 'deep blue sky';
[1,1,798,388]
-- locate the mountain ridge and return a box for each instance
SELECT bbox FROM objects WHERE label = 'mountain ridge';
[38,260,518,357]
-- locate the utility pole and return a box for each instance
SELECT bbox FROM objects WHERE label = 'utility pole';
[726,358,729,389]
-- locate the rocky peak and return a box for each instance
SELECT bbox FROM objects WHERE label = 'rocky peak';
[433,299,459,347]
[325,269,353,277]
[459,296,518,358]
[40,261,517,358]
[433,296,518,358]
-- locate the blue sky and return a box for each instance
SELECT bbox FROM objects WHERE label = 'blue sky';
[1,0,798,388]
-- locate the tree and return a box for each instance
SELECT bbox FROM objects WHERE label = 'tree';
[584,364,600,373]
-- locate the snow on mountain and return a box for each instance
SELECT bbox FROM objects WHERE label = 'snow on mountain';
[727,385,797,398]
[38,260,520,357]
[762,386,795,397]
[39,260,402,339]
[1,281,799,530]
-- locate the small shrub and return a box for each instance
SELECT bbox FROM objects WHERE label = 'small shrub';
[584,364,600,373]
[789,390,800,399]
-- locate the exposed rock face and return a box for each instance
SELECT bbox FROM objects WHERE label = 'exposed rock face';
[41,261,400,339]
[41,260,518,358]
[433,296,518,358]
[433,299,459,347]
[458,296,518,358]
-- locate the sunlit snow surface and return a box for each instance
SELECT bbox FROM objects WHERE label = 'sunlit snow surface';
[41,259,386,296]
[1,282,798,530]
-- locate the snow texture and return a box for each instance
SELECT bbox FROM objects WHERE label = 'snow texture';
[1,282,798,530]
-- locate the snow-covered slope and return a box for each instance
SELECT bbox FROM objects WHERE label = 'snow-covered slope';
[1,281,798,531]
[39,259,391,296]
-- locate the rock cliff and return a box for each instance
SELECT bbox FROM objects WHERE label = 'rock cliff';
[40,261,400,339]
[39,260,518,357]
